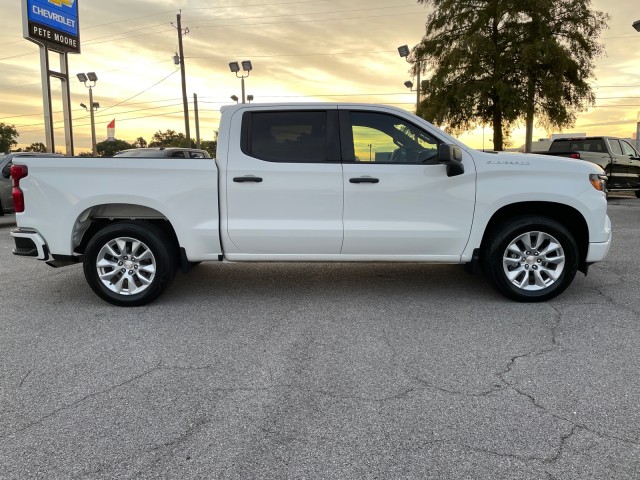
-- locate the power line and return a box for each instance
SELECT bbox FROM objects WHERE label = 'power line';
[1,0,338,46]
[98,69,180,114]
[186,3,420,26]
[0,1,421,58]
[187,50,395,59]
[0,96,185,122]
[190,11,421,30]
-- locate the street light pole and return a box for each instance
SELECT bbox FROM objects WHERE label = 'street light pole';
[77,72,99,156]
[88,86,96,155]
[398,45,421,113]
[229,60,253,104]
[633,21,640,149]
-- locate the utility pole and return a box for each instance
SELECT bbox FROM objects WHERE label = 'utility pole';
[174,12,191,148]
[194,93,201,149]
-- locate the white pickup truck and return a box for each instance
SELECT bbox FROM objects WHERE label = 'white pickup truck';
[10,103,611,306]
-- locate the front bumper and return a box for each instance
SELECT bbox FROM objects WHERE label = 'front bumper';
[10,228,49,260]
[586,215,612,263]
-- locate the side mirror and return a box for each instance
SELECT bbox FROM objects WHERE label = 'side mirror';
[438,144,464,177]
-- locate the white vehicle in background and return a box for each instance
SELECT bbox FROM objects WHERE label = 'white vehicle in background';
[9,103,611,306]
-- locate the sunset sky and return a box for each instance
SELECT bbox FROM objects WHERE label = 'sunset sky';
[1,0,639,153]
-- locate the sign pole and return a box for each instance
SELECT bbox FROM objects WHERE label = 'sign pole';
[59,52,74,156]
[39,46,55,154]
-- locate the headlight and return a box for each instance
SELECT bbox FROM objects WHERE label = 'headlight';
[589,174,607,193]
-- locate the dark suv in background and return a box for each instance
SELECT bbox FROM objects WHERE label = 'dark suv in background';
[113,147,211,158]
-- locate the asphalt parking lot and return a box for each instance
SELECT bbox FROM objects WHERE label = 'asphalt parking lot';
[1,197,639,480]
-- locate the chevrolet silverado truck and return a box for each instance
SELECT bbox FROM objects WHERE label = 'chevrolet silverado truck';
[9,104,611,306]
[536,136,640,197]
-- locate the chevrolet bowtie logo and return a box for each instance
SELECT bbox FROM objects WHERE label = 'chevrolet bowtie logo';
[48,0,75,7]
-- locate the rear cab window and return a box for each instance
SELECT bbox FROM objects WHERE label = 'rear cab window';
[549,139,606,153]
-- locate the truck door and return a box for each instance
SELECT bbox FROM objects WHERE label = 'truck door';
[620,140,640,188]
[606,139,630,188]
[224,109,344,255]
[338,109,476,259]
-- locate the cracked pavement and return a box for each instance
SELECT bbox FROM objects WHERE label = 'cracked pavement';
[1,198,639,479]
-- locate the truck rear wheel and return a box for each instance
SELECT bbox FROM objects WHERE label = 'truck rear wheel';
[83,222,177,306]
[482,216,578,302]
[635,190,640,199]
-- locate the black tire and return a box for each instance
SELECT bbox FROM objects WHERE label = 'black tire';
[0,199,4,216]
[482,215,579,302]
[83,222,177,306]
[635,190,640,199]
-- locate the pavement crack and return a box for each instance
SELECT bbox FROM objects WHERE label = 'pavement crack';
[0,362,163,441]
[497,305,640,450]
[18,368,32,388]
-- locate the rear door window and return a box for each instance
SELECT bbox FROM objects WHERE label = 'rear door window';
[243,111,329,163]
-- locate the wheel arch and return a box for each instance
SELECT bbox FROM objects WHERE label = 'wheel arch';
[71,204,180,257]
[480,202,589,273]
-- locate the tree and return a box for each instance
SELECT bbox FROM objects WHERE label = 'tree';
[200,140,217,157]
[144,129,215,155]
[25,142,47,152]
[0,123,19,153]
[413,0,607,151]
[148,130,190,148]
[133,137,148,148]
[96,139,133,157]
[516,0,608,151]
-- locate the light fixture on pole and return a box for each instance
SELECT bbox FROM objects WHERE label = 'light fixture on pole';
[77,72,98,156]
[633,19,640,32]
[398,44,420,113]
[229,60,253,103]
[247,95,254,103]
[230,95,239,103]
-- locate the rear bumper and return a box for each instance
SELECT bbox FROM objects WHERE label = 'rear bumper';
[10,228,49,260]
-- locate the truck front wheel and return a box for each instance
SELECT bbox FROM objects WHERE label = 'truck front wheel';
[482,216,578,302]
[83,222,177,306]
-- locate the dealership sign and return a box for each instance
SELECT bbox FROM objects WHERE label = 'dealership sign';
[22,0,80,53]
